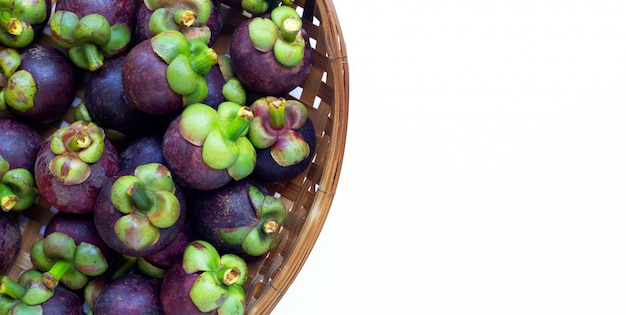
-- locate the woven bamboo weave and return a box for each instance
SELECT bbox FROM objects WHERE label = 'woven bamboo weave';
[3,0,349,314]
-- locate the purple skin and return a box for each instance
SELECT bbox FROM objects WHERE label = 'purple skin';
[134,0,223,46]
[202,64,226,109]
[34,137,120,214]
[85,56,168,138]
[55,0,137,56]
[229,16,313,97]
[162,115,232,190]
[7,44,78,125]
[252,118,316,183]
[160,260,218,315]
[0,117,43,173]
[93,168,187,257]
[0,212,21,274]
[44,211,115,260]
[122,39,183,116]
[119,134,167,171]
[41,285,84,315]
[141,222,192,271]
[92,274,163,314]
[187,179,268,256]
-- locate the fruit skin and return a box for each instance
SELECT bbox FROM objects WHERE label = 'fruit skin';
[40,285,84,315]
[119,134,167,171]
[229,13,312,97]
[0,117,43,172]
[0,212,21,274]
[92,273,164,314]
[34,123,120,214]
[160,258,217,315]
[161,115,232,191]
[6,44,78,124]
[93,164,187,257]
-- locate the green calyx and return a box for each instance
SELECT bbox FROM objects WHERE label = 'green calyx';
[178,102,256,180]
[0,167,38,212]
[247,96,310,166]
[0,47,21,111]
[49,11,131,71]
[217,184,286,256]
[182,240,247,315]
[248,5,306,67]
[48,121,106,185]
[0,0,47,48]
[151,30,217,105]
[145,0,213,43]
[110,163,181,251]
[0,270,54,310]
[29,232,108,291]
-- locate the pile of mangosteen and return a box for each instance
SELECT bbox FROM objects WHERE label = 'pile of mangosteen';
[0,0,317,313]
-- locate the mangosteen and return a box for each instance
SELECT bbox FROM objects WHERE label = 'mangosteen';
[0,0,52,48]
[122,30,217,116]
[34,120,120,214]
[162,102,256,191]
[0,117,42,212]
[50,0,138,71]
[92,273,163,314]
[135,0,223,47]
[44,211,115,260]
[93,163,186,257]
[0,212,21,274]
[81,55,168,139]
[160,240,247,315]
[1,45,78,125]
[29,231,109,291]
[247,96,316,183]
[188,179,286,257]
[119,134,167,171]
[0,269,83,314]
[229,5,312,96]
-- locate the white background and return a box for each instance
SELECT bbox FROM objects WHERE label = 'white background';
[273,1,626,314]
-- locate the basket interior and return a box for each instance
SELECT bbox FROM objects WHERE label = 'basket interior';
[3,0,349,313]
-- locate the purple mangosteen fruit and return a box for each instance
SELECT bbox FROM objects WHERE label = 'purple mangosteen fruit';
[0,212,21,274]
[0,0,52,48]
[0,117,42,212]
[29,230,110,291]
[229,5,312,96]
[160,240,247,315]
[188,178,286,257]
[0,269,83,314]
[122,30,218,116]
[92,273,163,314]
[136,222,192,278]
[218,0,291,16]
[34,120,120,214]
[1,45,78,125]
[81,55,169,140]
[247,96,315,183]
[119,134,167,171]
[93,162,186,257]
[162,102,256,191]
[135,0,222,47]
[44,211,115,260]
[50,0,138,71]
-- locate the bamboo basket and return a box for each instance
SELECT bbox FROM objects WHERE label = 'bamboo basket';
[3,0,348,313]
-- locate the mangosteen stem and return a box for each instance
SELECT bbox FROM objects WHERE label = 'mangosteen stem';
[174,9,196,27]
[126,182,153,213]
[82,43,105,72]
[218,267,241,286]
[280,16,302,43]
[223,106,254,141]
[42,260,72,289]
[268,97,287,129]
[0,12,23,36]
[262,218,280,235]
[0,184,18,212]
[189,40,217,77]
[69,131,92,152]
[0,275,25,300]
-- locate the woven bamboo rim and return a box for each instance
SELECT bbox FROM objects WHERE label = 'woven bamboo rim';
[3,0,348,314]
